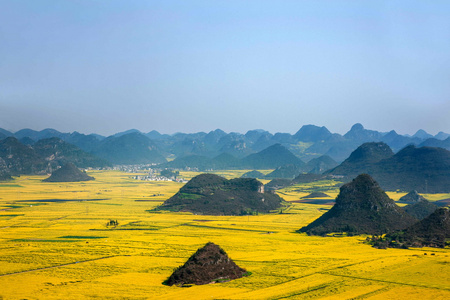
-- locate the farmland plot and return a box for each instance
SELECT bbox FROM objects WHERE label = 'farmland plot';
[0,171,449,299]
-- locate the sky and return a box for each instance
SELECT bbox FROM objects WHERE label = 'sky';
[1,0,449,136]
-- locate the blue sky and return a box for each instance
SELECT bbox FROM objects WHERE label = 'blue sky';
[1,1,449,136]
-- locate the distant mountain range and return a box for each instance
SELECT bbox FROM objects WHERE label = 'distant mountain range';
[326,142,450,193]
[0,136,110,177]
[91,132,166,165]
[1,124,449,191]
[1,124,448,164]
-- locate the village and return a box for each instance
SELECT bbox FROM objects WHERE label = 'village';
[132,168,188,183]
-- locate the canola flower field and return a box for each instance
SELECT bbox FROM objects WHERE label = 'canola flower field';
[0,170,449,299]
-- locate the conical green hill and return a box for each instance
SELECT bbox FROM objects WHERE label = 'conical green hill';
[299,174,417,236]
[43,162,94,182]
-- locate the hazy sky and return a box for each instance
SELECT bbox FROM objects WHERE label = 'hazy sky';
[1,1,449,136]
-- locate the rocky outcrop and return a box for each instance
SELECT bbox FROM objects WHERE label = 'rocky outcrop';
[164,242,247,286]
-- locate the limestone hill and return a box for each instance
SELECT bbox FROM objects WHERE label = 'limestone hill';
[0,157,11,181]
[292,174,330,184]
[162,153,240,171]
[264,178,292,191]
[302,192,330,199]
[371,145,450,193]
[211,153,240,169]
[343,123,384,144]
[419,137,450,151]
[162,154,211,170]
[240,144,305,169]
[326,142,394,178]
[164,242,247,286]
[403,200,439,220]
[293,125,332,142]
[241,170,265,178]
[328,144,450,193]
[0,137,109,177]
[398,190,427,204]
[162,144,304,171]
[92,132,166,165]
[299,174,417,236]
[159,174,285,215]
[373,208,450,248]
[304,155,338,174]
[0,137,46,175]
[34,137,110,169]
[264,164,303,179]
[43,163,94,182]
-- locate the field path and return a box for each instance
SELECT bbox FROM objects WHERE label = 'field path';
[0,255,128,277]
[320,272,450,291]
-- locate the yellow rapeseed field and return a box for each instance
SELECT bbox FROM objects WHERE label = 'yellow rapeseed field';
[0,170,449,299]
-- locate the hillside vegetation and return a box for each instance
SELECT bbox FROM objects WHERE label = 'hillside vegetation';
[371,208,450,248]
[159,173,285,215]
[299,174,417,235]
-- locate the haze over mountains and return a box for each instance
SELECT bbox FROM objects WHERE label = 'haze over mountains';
[326,142,450,193]
[1,124,448,164]
[1,123,449,192]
